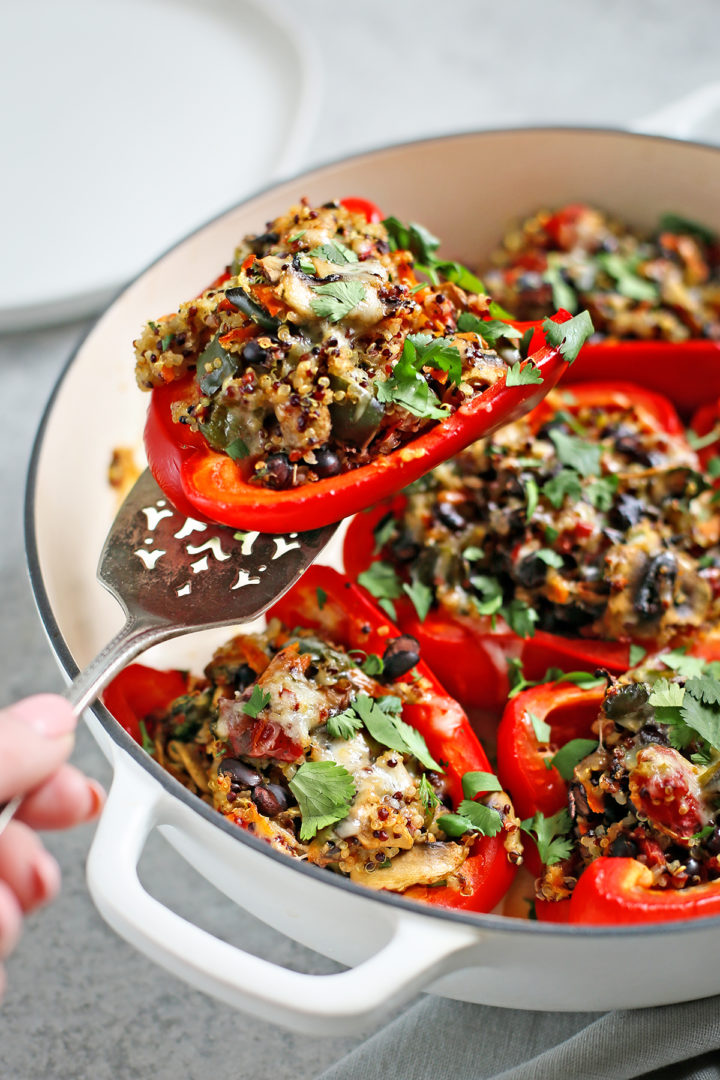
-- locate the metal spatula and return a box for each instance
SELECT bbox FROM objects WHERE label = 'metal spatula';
[0,469,336,832]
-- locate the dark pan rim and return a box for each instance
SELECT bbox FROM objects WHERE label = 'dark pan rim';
[25,123,720,944]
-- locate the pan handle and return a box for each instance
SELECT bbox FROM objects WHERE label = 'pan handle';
[86,751,480,1034]
[632,82,720,140]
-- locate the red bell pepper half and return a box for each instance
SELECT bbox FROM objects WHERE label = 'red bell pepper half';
[144,323,572,533]
[103,567,518,914]
[343,381,691,709]
[496,639,720,924]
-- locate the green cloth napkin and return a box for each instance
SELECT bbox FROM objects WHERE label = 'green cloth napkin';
[320,995,720,1079]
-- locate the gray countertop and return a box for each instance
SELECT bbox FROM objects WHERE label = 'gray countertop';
[2,2,720,1077]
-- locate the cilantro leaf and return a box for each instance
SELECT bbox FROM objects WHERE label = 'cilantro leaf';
[629,644,647,667]
[361,653,384,677]
[353,693,441,771]
[528,711,552,743]
[310,280,366,322]
[456,312,522,345]
[503,598,538,639]
[586,474,619,511]
[226,437,250,461]
[541,669,607,688]
[308,241,358,265]
[376,337,449,420]
[463,545,483,562]
[508,657,534,699]
[535,548,564,569]
[521,809,573,866]
[432,260,485,293]
[470,574,504,616]
[550,738,598,780]
[383,217,440,263]
[357,562,404,617]
[138,719,155,756]
[326,709,363,740]
[288,761,356,840]
[686,677,720,706]
[660,649,708,680]
[543,257,578,313]
[525,477,539,521]
[418,774,440,811]
[548,429,601,477]
[596,253,658,302]
[437,801,503,838]
[403,577,433,622]
[373,513,397,554]
[407,332,464,386]
[506,360,544,387]
[680,693,720,752]
[243,685,272,719]
[542,469,583,509]
[648,679,686,708]
[462,771,503,798]
[542,311,594,364]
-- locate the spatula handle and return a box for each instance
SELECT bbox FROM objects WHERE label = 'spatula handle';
[64,618,175,717]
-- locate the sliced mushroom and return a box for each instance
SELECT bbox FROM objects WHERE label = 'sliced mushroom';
[349,841,468,891]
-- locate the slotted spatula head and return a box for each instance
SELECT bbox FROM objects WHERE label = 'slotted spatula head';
[97,469,336,632]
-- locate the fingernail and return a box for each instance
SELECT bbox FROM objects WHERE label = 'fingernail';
[84,779,106,821]
[30,851,61,908]
[8,695,76,738]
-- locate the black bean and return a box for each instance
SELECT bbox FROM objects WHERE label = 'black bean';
[252,784,289,816]
[233,663,256,692]
[515,554,549,589]
[242,340,270,366]
[608,835,638,858]
[683,857,702,882]
[634,552,677,621]
[314,448,342,478]
[263,453,293,490]
[608,493,646,530]
[604,682,650,719]
[436,502,466,531]
[705,827,720,855]
[218,759,262,789]
[382,635,421,681]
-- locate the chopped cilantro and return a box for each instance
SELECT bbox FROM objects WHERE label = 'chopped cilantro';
[376,336,450,420]
[382,216,485,293]
[686,676,720,706]
[373,513,397,554]
[289,761,356,840]
[535,548,563,569]
[542,669,606,688]
[308,241,358,264]
[542,311,594,364]
[542,469,583,509]
[357,561,403,622]
[629,644,647,667]
[456,312,521,346]
[548,429,601,477]
[463,545,484,562]
[138,720,155,756]
[658,212,717,246]
[310,280,366,322]
[507,657,534,698]
[226,437,250,461]
[585,474,619,511]
[660,648,707,679]
[525,477,539,521]
[403,576,433,621]
[361,653,384,677]
[550,738,598,780]
[315,587,327,610]
[528,711,552,744]
[461,771,503,798]
[521,809,573,866]
[503,598,538,639]
[543,256,578,313]
[437,800,503,838]
[596,253,658,302]
[297,256,317,276]
[506,360,544,387]
[326,708,363,740]
[470,574,504,616]
[243,685,272,719]
[161,333,174,351]
[706,456,720,478]
[351,693,441,771]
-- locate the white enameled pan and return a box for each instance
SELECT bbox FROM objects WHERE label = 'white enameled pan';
[26,125,720,1035]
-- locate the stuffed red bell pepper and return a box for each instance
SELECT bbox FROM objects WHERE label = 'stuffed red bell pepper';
[496,640,720,923]
[135,197,591,531]
[102,567,521,913]
[480,202,720,415]
[345,382,720,709]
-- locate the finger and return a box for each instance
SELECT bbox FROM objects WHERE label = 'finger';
[0,821,61,913]
[0,879,23,960]
[16,766,105,830]
[0,695,76,803]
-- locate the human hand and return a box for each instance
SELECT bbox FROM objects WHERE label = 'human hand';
[0,694,105,996]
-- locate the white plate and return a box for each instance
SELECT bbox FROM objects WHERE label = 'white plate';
[0,0,319,332]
